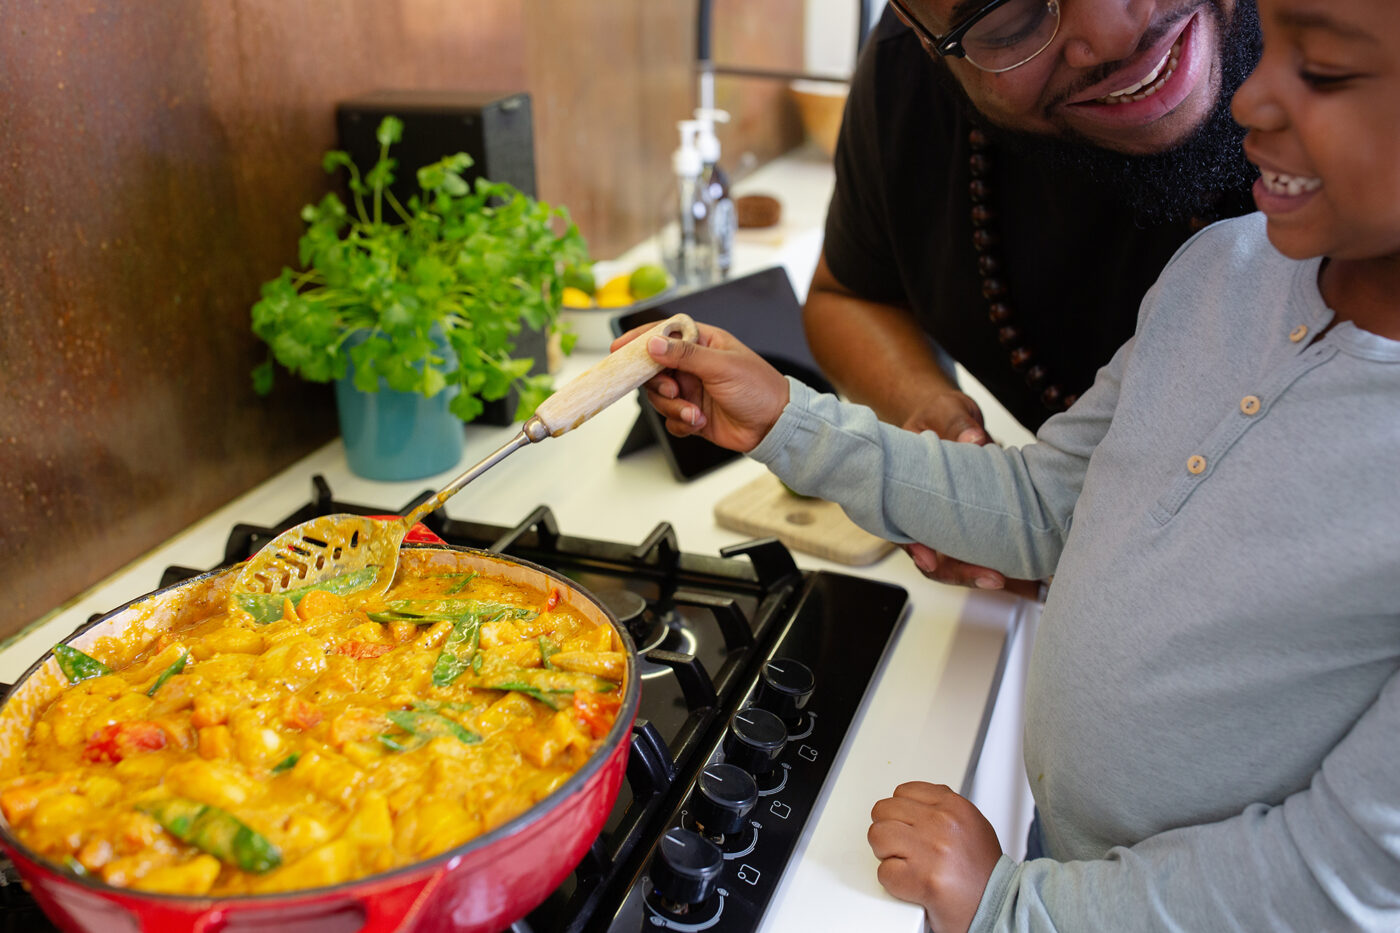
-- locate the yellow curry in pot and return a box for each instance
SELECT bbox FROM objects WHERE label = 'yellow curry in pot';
[0,563,625,896]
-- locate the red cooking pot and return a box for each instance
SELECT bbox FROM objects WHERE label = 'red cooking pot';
[0,543,640,933]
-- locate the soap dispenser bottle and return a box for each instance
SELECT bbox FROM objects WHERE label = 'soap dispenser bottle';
[693,109,736,278]
[665,120,719,288]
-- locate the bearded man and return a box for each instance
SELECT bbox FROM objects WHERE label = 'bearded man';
[805,0,1260,590]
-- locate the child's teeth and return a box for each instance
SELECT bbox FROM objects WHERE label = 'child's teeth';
[1261,170,1322,196]
[1096,38,1181,104]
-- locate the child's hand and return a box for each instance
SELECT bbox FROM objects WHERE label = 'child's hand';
[611,322,790,453]
[868,782,1003,933]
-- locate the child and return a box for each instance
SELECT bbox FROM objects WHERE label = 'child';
[615,0,1400,928]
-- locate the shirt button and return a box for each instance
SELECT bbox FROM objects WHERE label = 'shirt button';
[1240,395,1261,415]
[1289,324,1309,343]
[1187,455,1207,475]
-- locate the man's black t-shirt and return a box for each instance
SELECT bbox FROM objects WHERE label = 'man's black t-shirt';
[823,12,1252,431]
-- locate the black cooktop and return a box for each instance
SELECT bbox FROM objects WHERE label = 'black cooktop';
[3,476,907,933]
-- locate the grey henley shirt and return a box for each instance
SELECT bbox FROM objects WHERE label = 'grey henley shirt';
[749,214,1400,931]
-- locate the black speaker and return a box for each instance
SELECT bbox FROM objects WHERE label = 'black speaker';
[335,89,543,426]
[336,88,537,199]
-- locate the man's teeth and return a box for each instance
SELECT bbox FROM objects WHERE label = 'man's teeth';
[1261,170,1322,197]
[1096,38,1181,104]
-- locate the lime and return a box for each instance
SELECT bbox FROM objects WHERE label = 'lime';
[562,264,596,296]
[628,264,670,301]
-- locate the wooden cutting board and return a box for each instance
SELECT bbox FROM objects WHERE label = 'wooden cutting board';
[713,474,895,566]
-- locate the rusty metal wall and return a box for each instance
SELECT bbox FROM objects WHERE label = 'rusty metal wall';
[0,0,803,639]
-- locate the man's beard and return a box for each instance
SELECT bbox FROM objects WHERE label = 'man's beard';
[974,0,1263,225]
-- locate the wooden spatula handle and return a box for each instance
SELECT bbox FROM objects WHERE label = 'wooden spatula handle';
[532,313,700,438]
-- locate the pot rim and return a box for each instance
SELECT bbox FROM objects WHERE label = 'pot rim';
[0,542,640,905]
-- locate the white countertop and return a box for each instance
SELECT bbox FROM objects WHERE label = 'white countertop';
[3,146,1038,933]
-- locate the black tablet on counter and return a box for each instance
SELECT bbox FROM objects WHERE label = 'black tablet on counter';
[609,265,835,482]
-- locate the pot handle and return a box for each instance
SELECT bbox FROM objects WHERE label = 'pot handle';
[164,872,443,933]
[350,871,446,933]
[126,901,231,933]
[530,313,699,439]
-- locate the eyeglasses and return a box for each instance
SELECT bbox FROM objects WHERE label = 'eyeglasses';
[887,0,1062,73]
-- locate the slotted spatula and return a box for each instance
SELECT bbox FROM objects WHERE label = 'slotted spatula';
[233,313,698,601]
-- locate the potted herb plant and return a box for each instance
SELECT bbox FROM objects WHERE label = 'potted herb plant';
[250,116,588,480]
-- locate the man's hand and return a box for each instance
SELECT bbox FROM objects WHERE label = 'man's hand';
[900,390,991,447]
[611,322,789,454]
[802,260,1038,596]
[895,392,1004,591]
[898,403,1044,600]
[868,782,1003,933]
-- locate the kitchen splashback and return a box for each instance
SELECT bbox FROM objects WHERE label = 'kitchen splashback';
[0,0,804,641]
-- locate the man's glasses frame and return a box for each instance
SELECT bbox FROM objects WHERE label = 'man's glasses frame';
[886,0,1061,73]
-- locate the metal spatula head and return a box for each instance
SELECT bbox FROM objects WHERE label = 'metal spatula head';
[235,514,408,597]
[231,312,700,604]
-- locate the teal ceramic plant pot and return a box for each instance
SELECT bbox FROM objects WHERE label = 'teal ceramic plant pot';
[334,334,465,481]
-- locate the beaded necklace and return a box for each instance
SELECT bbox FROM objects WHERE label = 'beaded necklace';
[966,127,1078,413]
[966,128,1235,414]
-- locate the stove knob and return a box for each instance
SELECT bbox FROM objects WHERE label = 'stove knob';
[755,658,814,726]
[649,827,723,910]
[691,762,758,837]
[723,707,787,776]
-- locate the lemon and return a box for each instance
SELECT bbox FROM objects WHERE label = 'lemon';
[562,265,596,296]
[561,286,594,309]
[596,273,633,305]
[628,264,670,300]
[596,291,634,309]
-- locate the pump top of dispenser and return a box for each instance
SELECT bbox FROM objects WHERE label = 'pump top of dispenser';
[673,120,704,177]
[692,108,729,165]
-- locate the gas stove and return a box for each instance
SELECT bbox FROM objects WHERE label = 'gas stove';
[1,475,908,933]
